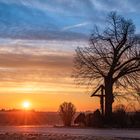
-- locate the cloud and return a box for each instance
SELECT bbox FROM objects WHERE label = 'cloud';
[62,22,91,31]
[0,0,103,40]
[92,0,140,13]
[0,41,81,95]
[0,39,88,83]
[0,39,87,54]
[0,0,139,40]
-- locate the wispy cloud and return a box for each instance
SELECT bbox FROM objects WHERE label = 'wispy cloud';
[92,0,139,11]
[0,39,87,83]
[0,0,139,40]
[62,22,91,31]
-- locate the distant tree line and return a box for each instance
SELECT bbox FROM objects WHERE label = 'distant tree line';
[0,111,62,125]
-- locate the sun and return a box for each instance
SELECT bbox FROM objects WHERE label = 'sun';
[22,101,31,109]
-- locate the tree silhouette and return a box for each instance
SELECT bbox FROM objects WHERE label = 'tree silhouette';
[73,12,140,121]
[59,102,76,127]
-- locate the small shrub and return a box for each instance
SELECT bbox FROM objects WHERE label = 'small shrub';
[92,109,103,127]
[74,113,86,127]
[59,102,76,127]
[85,109,103,128]
[113,105,127,128]
[132,110,140,127]
[85,113,94,127]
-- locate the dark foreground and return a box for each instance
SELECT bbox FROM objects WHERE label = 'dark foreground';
[0,126,139,140]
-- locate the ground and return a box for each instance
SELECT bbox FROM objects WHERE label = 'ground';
[0,126,140,140]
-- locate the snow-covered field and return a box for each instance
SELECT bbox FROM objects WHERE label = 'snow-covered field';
[0,133,134,140]
[0,126,139,140]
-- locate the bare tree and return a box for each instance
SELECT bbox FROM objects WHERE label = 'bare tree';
[59,102,76,127]
[73,12,140,121]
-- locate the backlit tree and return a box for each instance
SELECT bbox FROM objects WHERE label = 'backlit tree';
[73,12,140,121]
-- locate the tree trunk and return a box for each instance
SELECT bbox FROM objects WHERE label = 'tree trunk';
[104,77,114,123]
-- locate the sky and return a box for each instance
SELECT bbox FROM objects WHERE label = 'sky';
[0,0,140,111]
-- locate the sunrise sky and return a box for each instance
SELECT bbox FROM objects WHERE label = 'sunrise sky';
[0,0,140,111]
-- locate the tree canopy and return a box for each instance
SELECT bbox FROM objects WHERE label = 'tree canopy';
[73,12,140,119]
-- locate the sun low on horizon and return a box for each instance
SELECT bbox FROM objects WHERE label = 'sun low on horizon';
[22,101,31,110]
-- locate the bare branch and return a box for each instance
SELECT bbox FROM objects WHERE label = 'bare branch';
[73,12,140,103]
